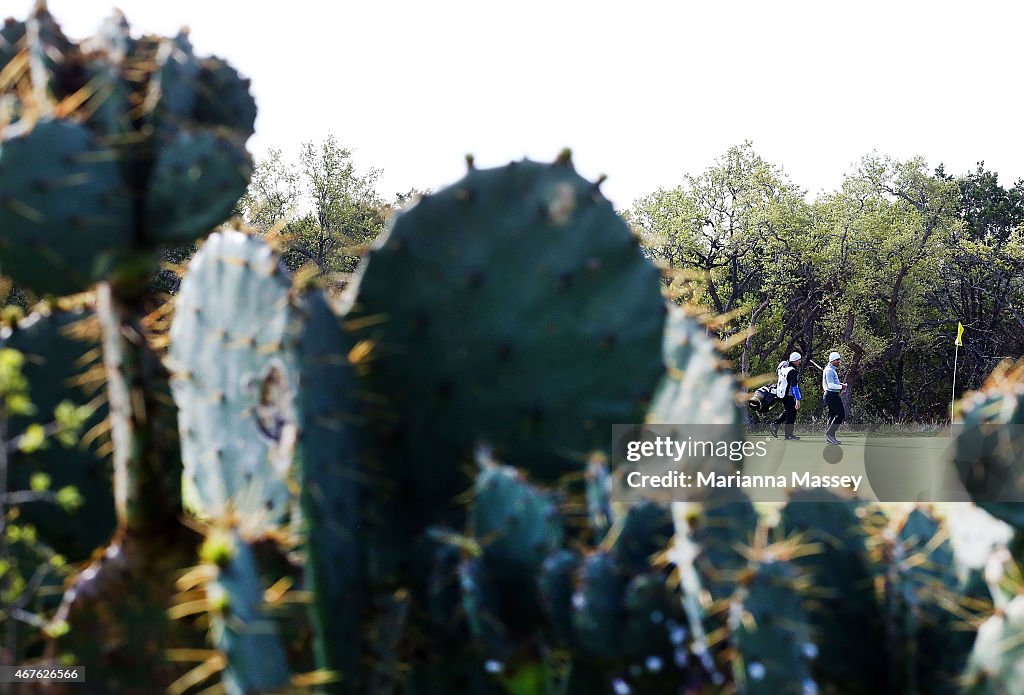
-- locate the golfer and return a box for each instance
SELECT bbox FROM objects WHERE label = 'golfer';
[771,351,802,440]
[822,351,847,445]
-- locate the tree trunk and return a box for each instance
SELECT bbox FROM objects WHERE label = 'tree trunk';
[892,354,906,422]
[741,299,771,381]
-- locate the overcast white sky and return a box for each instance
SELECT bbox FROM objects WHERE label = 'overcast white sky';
[42,0,1024,208]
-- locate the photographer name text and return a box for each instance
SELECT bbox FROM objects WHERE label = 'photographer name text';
[626,470,863,492]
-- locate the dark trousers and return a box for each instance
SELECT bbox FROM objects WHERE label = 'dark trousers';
[774,395,797,436]
[825,392,845,437]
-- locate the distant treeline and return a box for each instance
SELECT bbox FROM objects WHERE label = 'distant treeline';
[627,142,1024,423]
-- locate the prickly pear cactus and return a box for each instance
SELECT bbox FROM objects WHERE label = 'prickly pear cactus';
[0,3,254,296]
[10,8,1009,691]
[647,305,745,427]
[472,464,564,584]
[1,308,114,560]
[571,550,626,660]
[669,488,758,689]
[728,548,817,695]
[199,527,292,695]
[0,118,134,295]
[538,548,581,646]
[610,499,674,575]
[346,156,667,485]
[676,489,758,605]
[565,503,690,693]
[169,230,301,526]
[964,593,1024,695]
[428,542,465,638]
[884,507,973,695]
[293,280,363,693]
[954,359,1024,529]
[169,229,361,689]
[642,306,748,558]
[458,464,565,661]
[585,456,614,542]
[775,489,888,693]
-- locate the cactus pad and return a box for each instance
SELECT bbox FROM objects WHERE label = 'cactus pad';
[142,127,253,244]
[347,158,667,481]
[472,464,564,581]
[572,551,626,659]
[620,571,685,664]
[203,528,292,694]
[0,6,256,297]
[954,360,1024,529]
[610,500,674,575]
[728,556,817,695]
[455,464,566,662]
[0,119,133,295]
[965,594,1024,695]
[776,489,887,692]
[458,555,511,660]
[647,305,744,426]
[677,489,758,605]
[170,230,299,526]
[194,57,258,135]
[887,507,972,694]
[171,229,361,686]
[538,548,580,646]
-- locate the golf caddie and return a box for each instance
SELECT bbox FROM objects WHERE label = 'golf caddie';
[771,351,802,440]
[823,351,847,445]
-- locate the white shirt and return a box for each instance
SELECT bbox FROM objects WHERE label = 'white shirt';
[823,363,842,393]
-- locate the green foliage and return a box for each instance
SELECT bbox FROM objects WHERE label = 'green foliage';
[0,328,93,668]
[630,142,1023,423]
[951,162,1024,244]
[0,347,31,415]
[1,310,113,561]
[238,137,389,278]
[629,140,808,316]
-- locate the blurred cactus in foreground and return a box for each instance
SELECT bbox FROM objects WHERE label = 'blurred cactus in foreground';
[954,360,1024,528]
[3,4,1024,695]
[0,3,254,296]
[954,361,1024,695]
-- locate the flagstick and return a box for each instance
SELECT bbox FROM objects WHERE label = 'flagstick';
[950,343,960,424]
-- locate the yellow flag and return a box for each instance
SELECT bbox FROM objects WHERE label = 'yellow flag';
[955,322,965,347]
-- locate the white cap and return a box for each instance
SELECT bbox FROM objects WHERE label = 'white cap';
[829,351,841,362]
[789,351,801,362]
